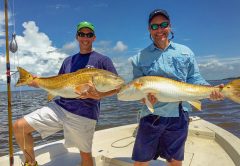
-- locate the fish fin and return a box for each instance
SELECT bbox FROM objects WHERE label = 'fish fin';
[92,75,104,92]
[75,84,91,95]
[47,93,55,101]
[16,67,34,86]
[223,79,240,104]
[187,100,202,111]
[91,75,97,87]
[145,98,155,113]
[134,82,143,90]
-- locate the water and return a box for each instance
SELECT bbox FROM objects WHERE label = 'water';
[0,79,240,156]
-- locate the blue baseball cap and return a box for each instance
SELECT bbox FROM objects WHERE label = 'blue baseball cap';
[148,9,170,24]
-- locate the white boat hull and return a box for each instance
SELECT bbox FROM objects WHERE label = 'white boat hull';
[1,117,240,166]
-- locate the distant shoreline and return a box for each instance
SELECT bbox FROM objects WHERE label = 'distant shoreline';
[208,76,240,81]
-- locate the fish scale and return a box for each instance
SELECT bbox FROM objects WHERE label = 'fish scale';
[16,67,125,100]
[118,76,240,112]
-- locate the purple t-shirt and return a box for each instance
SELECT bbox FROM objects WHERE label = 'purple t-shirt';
[54,51,117,120]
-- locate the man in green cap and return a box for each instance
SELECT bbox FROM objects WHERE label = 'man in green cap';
[14,21,119,166]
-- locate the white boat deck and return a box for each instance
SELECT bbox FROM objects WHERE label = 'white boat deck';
[1,117,240,166]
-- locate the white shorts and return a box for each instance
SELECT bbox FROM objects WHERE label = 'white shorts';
[24,102,96,153]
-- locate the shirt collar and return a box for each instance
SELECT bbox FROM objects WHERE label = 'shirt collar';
[149,40,176,52]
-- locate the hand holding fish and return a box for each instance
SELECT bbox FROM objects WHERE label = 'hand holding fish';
[76,82,122,100]
[209,84,225,101]
[16,67,124,101]
[141,93,157,105]
[118,76,240,113]
[76,83,101,100]
[141,84,225,109]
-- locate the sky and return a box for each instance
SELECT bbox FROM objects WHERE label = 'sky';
[0,0,240,91]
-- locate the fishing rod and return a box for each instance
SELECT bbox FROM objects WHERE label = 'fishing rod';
[4,0,14,165]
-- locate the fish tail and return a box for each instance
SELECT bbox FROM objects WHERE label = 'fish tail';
[16,67,34,86]
[223,79,240,103]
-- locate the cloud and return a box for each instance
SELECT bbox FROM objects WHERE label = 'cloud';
[61,40,129,56]
[93,40,112,54]
[113,41,128,52]
[0,10,13,37]
[0,56,5,81]
[112,57,133,82]
[0,11,6,37]
[0,21,68,84]
[197,56,240,80]
[110,52,232,82]
[0,19,131,86]
[61,40,78,55]
[0,39,4,47]
[1,16,238,89]
[111,54,240,82]
[46,4,70,10]
[55,4,70,9]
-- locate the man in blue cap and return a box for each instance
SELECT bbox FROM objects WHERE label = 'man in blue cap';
[130,9,224,166]
[13,21,119,166]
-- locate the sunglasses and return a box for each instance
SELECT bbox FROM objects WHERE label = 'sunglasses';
[150,22,169,30]
[77,32,95,38]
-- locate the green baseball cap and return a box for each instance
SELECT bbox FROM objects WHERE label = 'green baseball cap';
[77,21,95,32]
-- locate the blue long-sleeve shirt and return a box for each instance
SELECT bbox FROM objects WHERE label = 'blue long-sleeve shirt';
[130,41,209,117]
